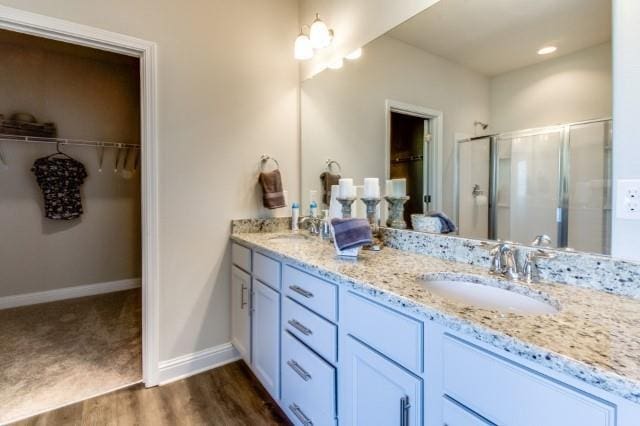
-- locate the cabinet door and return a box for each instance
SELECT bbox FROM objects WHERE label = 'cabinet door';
[341,336,422,426]
[251,279,280,400]
[231,265,251,364]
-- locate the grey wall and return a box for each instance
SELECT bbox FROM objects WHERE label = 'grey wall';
[0,0,300,361]
[612,0,640,261]
[490,43,612,133]
[0,37,141,297]
[301,35,490,218]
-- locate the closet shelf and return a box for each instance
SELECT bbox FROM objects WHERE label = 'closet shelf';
[0,133,141,150]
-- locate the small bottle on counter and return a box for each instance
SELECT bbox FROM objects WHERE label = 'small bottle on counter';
[310,200,318,218]
[291,202,300,231]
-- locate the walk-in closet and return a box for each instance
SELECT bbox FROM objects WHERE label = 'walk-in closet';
[0,29,142,423]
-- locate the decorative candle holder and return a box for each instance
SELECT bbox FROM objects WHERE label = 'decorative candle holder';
[384,196,410,229]
[361,197,382,251]
[336,197,357,218]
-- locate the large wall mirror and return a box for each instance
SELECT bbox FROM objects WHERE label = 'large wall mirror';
[301,0,613,255]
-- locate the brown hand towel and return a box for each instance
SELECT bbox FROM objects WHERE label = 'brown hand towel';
[320,172,341,206]
[259,169,286,209]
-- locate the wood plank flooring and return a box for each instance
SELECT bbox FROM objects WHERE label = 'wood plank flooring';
[13,362,290,426]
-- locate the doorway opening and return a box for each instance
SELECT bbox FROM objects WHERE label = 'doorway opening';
[0,7,159,422]
[385,100,443,227]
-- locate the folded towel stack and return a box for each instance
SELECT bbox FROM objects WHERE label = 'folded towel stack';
[428,211,457,234]
[259,169,286,209]
[331,218,373,250]
[320,172,341,206]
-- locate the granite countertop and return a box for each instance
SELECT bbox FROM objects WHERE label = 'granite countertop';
[231,230,640,404]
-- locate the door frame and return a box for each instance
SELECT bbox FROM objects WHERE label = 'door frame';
[0,5,160,386]
[385,100,443,213]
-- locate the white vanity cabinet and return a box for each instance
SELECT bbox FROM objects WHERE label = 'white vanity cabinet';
[231,243,251,364]
[251,278,280,399]
[230,265,251,364]
[341,335,422,425]
[230,241,640,426]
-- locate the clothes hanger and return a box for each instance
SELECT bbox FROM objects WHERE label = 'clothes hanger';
[45,141,74,160]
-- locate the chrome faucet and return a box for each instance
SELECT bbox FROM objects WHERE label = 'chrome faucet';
[488,242,520,280]
[299,216,321,236]
[482,235,555,283]
[522,235,555,283]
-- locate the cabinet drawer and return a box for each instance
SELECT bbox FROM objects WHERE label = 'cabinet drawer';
[442,335,615,426]
[231,243,251,272]
[283,297,337,363]
[282,331,336,426]
[442,397,492,426]
[343,291,423,372]
[283,265,337,322]
[253,252,280,290]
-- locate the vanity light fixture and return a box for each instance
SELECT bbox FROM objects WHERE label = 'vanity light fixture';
[327,57,344,70]
[294,27,314,60]
[537,46,557,55]
[309,13,333,49]
[345,47,363,60]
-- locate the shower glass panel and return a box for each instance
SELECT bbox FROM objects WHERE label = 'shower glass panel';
[495,129,563,246]
[457,138,490,239]
[567,120,612,254]
[455,118,612,254]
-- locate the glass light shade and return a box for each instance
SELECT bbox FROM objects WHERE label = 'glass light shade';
[345,48,362,60]
[294,33,313,60]
[327,57,344,70]
[310,14,331,49]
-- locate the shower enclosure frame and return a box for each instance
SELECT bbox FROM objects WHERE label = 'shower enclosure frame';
[455,117,612,253]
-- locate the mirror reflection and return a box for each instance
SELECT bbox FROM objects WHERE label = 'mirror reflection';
[301,0,612,254]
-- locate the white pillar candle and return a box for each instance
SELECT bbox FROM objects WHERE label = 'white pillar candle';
[385,180,393,197]
[391,178,407,197]
[338,178,355,198]
[363,177,380,198]
[329,185,342,218]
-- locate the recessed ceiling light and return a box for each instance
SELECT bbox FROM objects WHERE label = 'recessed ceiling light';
[345,48,362,60]
[537,46,557,55]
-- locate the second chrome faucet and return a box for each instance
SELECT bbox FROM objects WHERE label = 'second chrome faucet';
[484,235,555,283]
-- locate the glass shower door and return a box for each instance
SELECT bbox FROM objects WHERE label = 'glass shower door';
[495,129,564,247]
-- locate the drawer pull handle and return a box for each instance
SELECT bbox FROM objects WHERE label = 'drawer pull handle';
[289,285,314,298]
[400,395,411,426]
[287,319,313,336]
[287,359,312,381]
[289,403,313,426]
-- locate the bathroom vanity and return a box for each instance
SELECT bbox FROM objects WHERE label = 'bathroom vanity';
[229,223,640,426]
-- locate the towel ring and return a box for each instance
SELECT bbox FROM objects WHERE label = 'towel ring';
[260,154,280,172]
[326,159,342,173]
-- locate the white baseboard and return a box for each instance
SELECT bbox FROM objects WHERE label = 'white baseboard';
[0,278,141,310]
[157,342,240,385]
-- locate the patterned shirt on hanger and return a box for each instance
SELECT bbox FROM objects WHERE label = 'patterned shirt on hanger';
[31,156,88,220]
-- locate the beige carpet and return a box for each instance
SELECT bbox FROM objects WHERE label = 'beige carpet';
[0,289,141,424]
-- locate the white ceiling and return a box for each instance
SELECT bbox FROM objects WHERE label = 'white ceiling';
[387,0,611,77]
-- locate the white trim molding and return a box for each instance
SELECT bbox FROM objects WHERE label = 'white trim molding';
[0,5,160,386]
[0,278,141,310]
[158,343,241,385]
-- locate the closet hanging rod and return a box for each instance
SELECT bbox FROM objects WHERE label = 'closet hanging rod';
[0,133,141,150]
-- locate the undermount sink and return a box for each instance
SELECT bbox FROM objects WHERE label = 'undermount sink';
[419,273,559,315]
[268,233,311,242]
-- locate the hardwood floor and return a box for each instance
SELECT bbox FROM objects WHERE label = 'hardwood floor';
[14,362,290,426]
